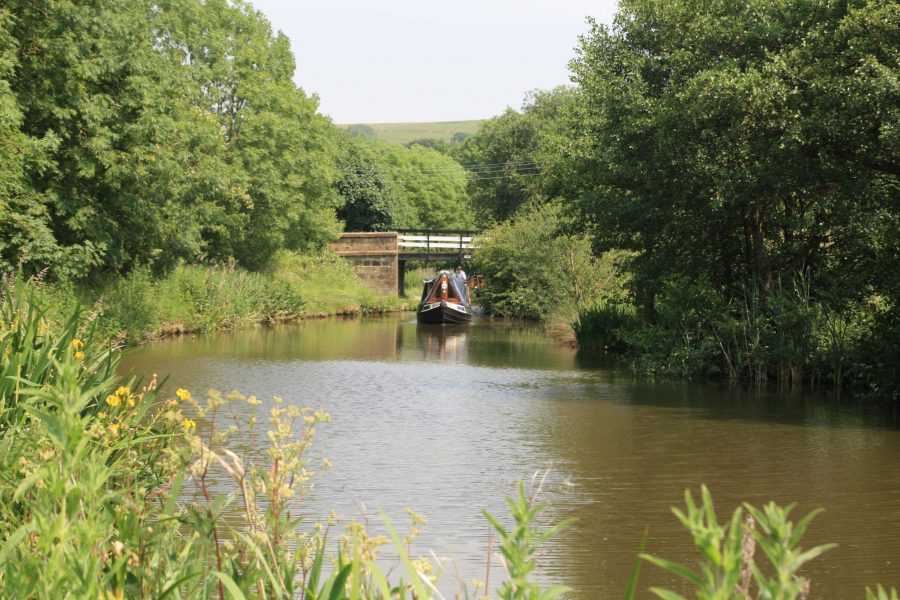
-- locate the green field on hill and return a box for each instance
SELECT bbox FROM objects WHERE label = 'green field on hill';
[341,120,484,145]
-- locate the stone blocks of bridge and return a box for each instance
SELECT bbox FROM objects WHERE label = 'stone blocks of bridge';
[328,232,399,295]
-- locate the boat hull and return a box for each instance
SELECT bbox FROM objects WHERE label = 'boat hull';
[416,301,473,324]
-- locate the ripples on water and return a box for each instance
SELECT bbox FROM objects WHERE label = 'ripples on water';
[121,315,900,598]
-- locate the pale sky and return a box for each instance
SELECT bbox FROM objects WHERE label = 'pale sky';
[249,0,619,124]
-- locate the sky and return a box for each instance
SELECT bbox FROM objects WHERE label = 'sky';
[248,0,619,124]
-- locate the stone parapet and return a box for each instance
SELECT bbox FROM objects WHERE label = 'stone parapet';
[329,232,399,254]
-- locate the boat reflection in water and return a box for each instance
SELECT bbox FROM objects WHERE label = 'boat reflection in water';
[416,323,470,362]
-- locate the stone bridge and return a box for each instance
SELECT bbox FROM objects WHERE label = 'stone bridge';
[328,230,477,296]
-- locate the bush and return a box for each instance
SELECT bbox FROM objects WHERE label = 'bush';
[474,202,626,321]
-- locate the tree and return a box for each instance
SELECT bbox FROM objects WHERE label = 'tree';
[454,87,577,224]
[2,0,341,276]
[156,0,341,269]
[335,138,404,231]
[356,139,474,230]
[0,9,58,272]
[346,124,377,139]
[568,0,898,307]
[563,0,899,394]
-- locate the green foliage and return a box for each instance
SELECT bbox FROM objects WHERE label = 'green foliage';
[576,274,888,389]
[71,263,305,345]
[336,135,474,231]
[484,482,573,600]
[569,0,898,297]
[573,299,638,353]
[475,202,625,321]
[868,586,900,600]
[562,0,899,397]
[335,138,407,231]
[1,0,341,279]
[6,248,408,349]
[0,293,569,598]
[640,486,835,600]
[266,249,408,315]
[0,277,117,428]
[346,124,377,139]
[406,137,450,154]
[454,88,577,224]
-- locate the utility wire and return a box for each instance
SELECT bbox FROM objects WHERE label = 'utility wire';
[341,160,542,176]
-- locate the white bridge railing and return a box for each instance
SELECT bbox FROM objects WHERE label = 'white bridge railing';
[396,229,478,253]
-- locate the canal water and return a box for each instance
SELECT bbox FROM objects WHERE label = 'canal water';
[121,315,900,598]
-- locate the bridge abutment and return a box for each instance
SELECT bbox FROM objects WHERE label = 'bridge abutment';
[328,232,399,296]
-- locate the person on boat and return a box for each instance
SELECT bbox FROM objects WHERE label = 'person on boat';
[455,265,467,282]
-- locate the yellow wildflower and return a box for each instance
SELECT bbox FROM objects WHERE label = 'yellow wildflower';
[106,394,121,408]
[115,386,130,397]
[98,412,107,419]
[176,388,191,401]
[70,338,84,350]
[109,422,120,435]
[74,351,85,361]
[181,418,196,432]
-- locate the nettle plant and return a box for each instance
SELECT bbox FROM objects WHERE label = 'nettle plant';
[634,486,836,600]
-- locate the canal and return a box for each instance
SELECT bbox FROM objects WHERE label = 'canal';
[121,314,900,598]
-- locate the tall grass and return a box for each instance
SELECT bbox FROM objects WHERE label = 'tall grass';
[13,249,411,348]
[574,274,892,396]
[267,250,409,316]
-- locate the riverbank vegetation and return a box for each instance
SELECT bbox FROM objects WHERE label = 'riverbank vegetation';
[16,251,407,347]
[462,0,898,400]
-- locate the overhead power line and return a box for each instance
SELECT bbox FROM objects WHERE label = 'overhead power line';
[341,160,543,177]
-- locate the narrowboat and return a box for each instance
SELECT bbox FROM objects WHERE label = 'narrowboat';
[416,270,473,324]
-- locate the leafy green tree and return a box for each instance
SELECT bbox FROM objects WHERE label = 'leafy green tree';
[364,139,474,230]
[454,87,577,224]
[568,0,898,306]
[406,137,450,154]
[346,124,377,139]
[335,138,405,231]
[474,202,620,320]
[156,0,341,270]
[564,0,898,395]
[0,10,58,272]
[3,0,340,277]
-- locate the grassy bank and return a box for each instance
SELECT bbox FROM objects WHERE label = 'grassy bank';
[23,249,410,347]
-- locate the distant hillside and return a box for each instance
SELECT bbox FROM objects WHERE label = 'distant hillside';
[340,120,484,145]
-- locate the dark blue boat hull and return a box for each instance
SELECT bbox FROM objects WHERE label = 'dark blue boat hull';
[416,301,473,324]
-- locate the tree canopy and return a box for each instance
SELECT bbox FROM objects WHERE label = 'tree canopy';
[566,0,898,307]
[1,0,340,277]
[335,136,474,231]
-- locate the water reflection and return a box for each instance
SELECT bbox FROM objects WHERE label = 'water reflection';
[120,314,900,598]
[414,324,469,362]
